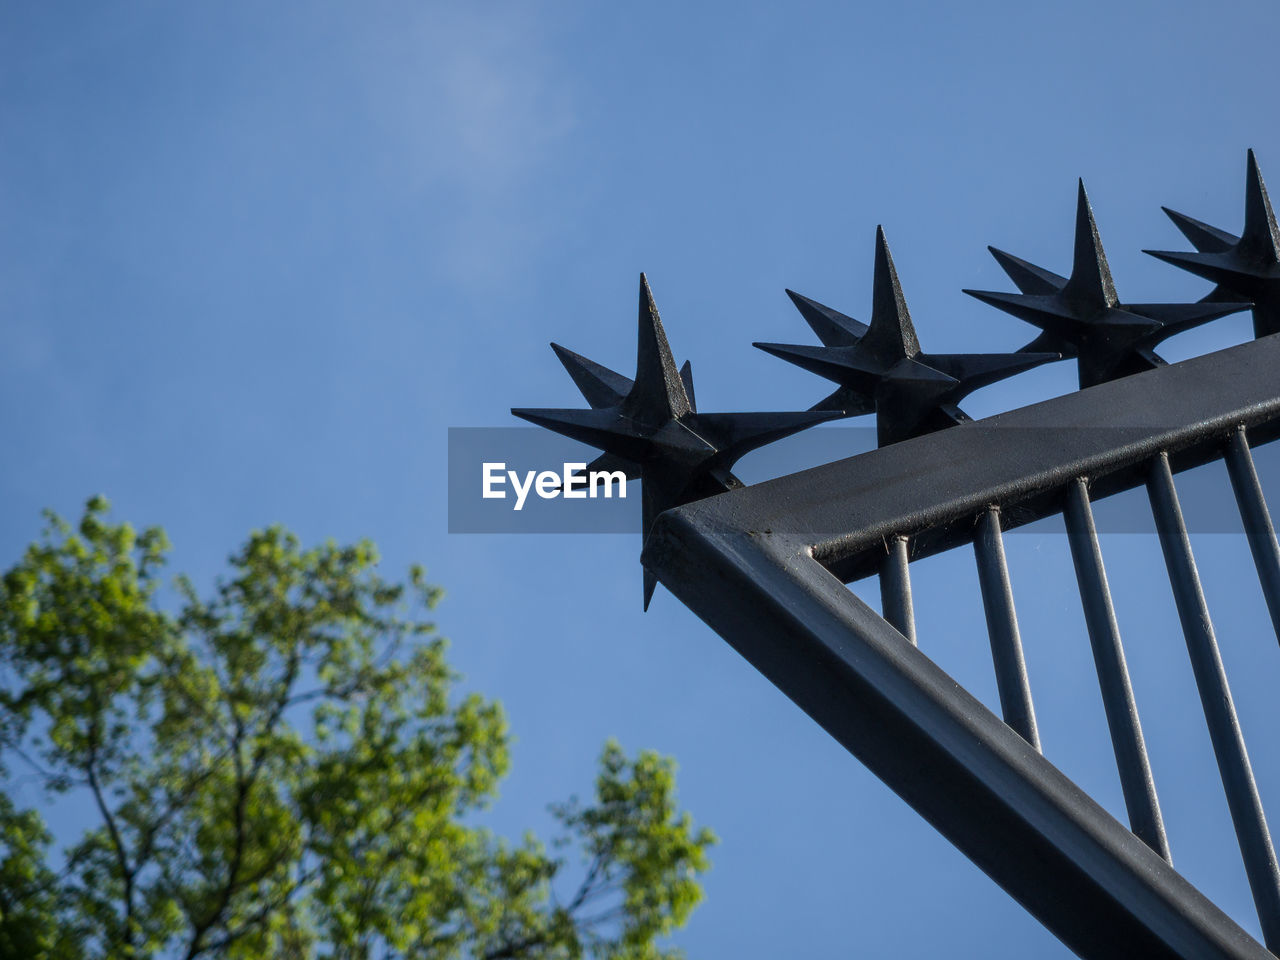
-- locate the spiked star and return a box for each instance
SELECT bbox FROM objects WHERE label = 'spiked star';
[1146,149,1280,338]
[754,227,1058,447]
[965,181,1249,388]
[513,274,840,609]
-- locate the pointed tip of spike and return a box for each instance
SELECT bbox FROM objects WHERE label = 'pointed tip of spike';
[985,247,1068,295]
[1241,148,1280,262]
[627,271,691,420]
[961,287,1013,308]
[865,226,920,360]
[784,288,808,310]
[643,570,657,610]
[1064,179,1117,307]
[874,225,892,260]
[1075,179,1095,222]
[638,272,656,310]
[1074,180,1097,229]
[1158,206,1242,254]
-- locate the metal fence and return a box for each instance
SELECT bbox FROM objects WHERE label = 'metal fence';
[518,152,1280,958]
[642,334,1280,959]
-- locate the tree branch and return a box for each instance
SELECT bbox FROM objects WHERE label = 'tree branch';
[86,723,136,956]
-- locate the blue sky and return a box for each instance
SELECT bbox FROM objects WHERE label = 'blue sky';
[4,2,1280,956]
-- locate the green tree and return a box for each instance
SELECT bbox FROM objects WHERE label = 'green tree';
[0,498,713,960]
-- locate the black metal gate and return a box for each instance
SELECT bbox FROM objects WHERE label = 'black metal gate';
[518,152,1280,958]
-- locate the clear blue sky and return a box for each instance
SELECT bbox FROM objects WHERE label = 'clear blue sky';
[4,2,1280,956]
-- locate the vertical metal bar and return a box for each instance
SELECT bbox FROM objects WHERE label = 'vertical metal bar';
[1064,478,1171,861]
[879,535,916,645]
[1147,452,1280,951]
[973,507,1041,750]
[1224,426,1280,643]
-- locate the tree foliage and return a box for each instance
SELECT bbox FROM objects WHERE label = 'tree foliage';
[0,498,713,959]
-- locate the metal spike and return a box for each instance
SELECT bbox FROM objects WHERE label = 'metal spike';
[1147,152,1280,339]
[962,289,1108,337]
[1242,149,1280,264]
[760,231,1061,446]
[921,351,1061,398]
[626,274,691,424]
[510,407,652,461]
[988,247,1067,295]
[641,483,662,610]
[679,360,696,413]
[1125,301,1254,346]
[1161,208,1238,254]
[968,179,1239,389]
[864,227,922,362]
[517,278,839,609]
[696,409,844,467]
[753,341,887,385]
[785,289,869,346]
[1142,248,1235,286]
[1018,330,1076,357]
[551,343,631,408]
[810,385,877,416]
[584,451,635,478]
[1063,180,1118,308]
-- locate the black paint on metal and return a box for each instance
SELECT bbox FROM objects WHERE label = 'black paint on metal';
[973,507,1040,750]
[755,227,1058,445]
[1063,477,1170,861]
[966,181,1249,388]
[644,498,1269,959]
[520,155,1280,957]
[879,535,916,646]
[1224,426,1280,643]
[738,334,1280,585]
[513,274,840,608]
[1148,150,1280,339]
[1147,452,1280,951]
[643,332,1280,959]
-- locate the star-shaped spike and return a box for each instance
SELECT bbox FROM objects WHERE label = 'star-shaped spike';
[1145,149,1280,338]
[546,348,707,484]
[756,227,1058,447]
[513,274,841,609]
[966,180,1249,388]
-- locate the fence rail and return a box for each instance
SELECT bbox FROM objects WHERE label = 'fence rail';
[642,332,1280,959]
